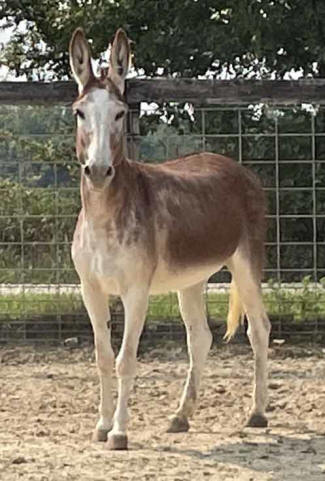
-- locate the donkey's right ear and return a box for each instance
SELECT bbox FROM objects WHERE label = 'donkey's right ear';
[69,28,94,93]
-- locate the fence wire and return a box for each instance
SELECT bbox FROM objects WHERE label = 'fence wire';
[0,101,325,343]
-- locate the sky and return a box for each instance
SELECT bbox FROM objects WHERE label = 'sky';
[0,23,14,80]
[0,21,12,43]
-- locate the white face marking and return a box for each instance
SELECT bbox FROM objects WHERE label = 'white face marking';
[75,88,126,172]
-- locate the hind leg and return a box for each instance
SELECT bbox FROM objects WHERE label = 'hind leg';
[167,282,213,433]
[228,252,271,427]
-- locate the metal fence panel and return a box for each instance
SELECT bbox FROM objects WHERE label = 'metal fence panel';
[0,94,325,343]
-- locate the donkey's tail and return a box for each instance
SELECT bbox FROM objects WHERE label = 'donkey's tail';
[224,280,244,342]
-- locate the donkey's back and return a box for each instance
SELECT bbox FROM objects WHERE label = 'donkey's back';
[131,152,266,293]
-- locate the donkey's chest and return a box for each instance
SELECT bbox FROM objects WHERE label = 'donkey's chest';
[72,225,126,285]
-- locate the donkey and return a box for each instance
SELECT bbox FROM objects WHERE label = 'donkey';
[69,27,271,450]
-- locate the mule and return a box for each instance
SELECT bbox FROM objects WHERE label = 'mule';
[69,27,271,450]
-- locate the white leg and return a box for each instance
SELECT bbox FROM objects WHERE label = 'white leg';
[228,252,271,427]
[107,287,149,450]
[81,281,114,441]
[168,282,212,433]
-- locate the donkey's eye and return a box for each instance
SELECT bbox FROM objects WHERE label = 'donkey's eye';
[115,111,125,121]
[74,109,85,120]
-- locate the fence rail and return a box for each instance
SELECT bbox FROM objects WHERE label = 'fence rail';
[1,79,325,105]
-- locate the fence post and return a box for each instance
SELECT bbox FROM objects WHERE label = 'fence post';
[126,103,141,160]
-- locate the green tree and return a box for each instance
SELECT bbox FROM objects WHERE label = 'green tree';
[1,0,325,80]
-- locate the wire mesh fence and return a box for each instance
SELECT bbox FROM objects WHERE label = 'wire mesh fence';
[1,88,325,343]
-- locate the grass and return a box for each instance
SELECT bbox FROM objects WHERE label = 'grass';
[0,292,85,320]
[148,288,325,321]
[1,281,325,323]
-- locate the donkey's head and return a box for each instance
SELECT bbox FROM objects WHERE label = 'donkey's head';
[69,28,130,190]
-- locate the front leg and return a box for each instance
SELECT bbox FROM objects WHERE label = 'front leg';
[107,287,149,450]
[81,281,114,441]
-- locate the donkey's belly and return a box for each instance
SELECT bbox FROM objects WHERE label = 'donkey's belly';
[149,260,223,294]
[73,235,224,295]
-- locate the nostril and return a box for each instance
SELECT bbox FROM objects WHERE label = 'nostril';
[84,165,91,177]
[106,166,113,176]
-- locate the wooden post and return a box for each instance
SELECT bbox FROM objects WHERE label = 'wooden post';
[126,103,141,161]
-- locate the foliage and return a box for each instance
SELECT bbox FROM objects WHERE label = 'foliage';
[0,105,80,284]
[0,178,79,283]
[266,276,325,321]
[1,1,325,80]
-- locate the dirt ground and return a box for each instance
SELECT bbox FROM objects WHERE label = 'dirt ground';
[1,342,325,481]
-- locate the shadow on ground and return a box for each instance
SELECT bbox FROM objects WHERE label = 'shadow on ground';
[157,430,325,480]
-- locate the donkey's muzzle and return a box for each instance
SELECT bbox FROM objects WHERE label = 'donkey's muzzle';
[83,164,114,188]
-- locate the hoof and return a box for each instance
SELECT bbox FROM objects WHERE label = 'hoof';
[167,415,190,433]
[93,428,109,442]
[245,413,268,428]
[107,433,128,450]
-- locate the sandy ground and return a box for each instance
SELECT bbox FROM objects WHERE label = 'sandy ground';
[1,343,325,481]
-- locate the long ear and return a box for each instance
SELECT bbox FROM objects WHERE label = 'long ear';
[108,28,130,94]
[69,28,94,93]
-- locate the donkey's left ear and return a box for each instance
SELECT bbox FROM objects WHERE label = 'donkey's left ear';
[108,28,130,94]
